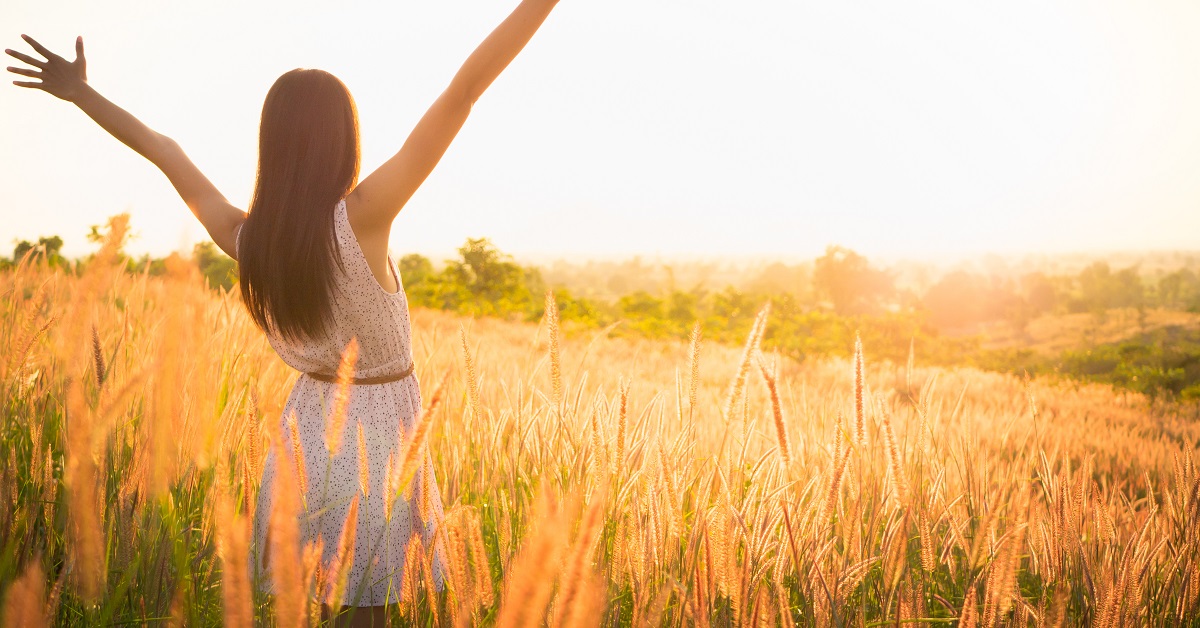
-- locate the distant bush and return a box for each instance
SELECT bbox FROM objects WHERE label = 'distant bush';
[1054,330,1200,401]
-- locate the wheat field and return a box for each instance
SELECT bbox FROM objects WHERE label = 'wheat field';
[2,221,1199,626]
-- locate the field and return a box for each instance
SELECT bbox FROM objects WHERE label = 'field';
[976,308,1200,355]
[2,226,1200,626]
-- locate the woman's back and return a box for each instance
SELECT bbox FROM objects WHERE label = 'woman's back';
[237,198,415,380]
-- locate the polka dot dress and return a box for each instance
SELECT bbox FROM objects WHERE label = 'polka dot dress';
[236,198,446,606]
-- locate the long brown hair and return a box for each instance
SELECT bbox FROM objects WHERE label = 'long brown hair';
[238,69,361,343]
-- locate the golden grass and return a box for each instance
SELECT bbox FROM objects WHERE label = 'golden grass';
[327,337,358,457]
[326,494,359,607]
[1,221,1199,625]
[3,560,47,628]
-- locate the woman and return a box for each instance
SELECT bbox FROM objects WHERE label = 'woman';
[7,0,562,624]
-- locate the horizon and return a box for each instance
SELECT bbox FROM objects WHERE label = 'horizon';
[15,217,1200,280]
[12,216,1200,265]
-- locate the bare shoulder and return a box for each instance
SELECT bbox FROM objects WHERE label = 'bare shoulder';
[344,189,392,240]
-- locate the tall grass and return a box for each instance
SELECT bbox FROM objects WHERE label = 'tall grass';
[1,219,1199,625]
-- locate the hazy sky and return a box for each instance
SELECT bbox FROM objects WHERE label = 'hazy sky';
[3,0,1200,260]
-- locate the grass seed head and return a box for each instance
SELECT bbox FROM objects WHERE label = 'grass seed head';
[326,337,359,456]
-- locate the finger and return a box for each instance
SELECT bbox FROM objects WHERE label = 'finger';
[5,49,46,68]
[6,66,41,78]
[20,35,58,61]
[12,80,44,89]
[75,36,85,61]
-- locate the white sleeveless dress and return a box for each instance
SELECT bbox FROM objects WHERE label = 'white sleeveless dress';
[236,198,446,606]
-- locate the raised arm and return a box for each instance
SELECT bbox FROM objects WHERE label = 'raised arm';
[6,35,246,258]
[347,0,561,232]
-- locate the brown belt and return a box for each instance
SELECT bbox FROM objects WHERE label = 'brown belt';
[306,363,414,385]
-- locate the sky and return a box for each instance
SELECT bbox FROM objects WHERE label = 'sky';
[3,0,1200,261]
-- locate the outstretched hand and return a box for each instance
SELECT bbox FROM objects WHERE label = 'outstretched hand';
[7,34,88,102]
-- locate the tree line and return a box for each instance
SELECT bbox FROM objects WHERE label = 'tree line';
[6,224,1199,401]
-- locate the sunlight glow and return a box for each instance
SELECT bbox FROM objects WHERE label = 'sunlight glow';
[2,0,1199,259]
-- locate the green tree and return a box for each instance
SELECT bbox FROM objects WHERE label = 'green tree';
[444,238,534,316]
[618,291,670,337]
[193,242,238,291]
[666,290,700,333]
[1021,272,1059,315]
[1076,262,1145,313]
[812,245,894,315]
[746,261,811,299]
[399,254,435,285]
[13,235,65,267]
[707,286,758,340]
[1157,269,1200,311]
[555,288,607,327]
[398,254,444,309]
